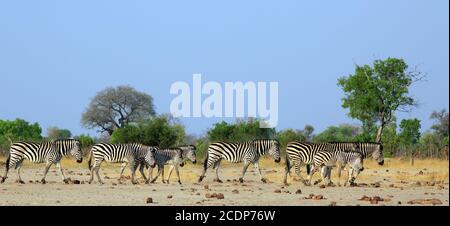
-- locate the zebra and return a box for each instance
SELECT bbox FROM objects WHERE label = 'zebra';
[283,141,384,185]
[322,142,384,182]
[306,150,364,186]
[198,139,281,183]
[1,139,83,184]
[164,145,197,183]
[283,142,358,185]
[145,148,186,185]
[87,143,157,185]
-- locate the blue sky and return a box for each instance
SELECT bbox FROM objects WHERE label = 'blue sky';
[0,0,448,137]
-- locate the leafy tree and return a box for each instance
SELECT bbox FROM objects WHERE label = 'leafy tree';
[0,119,43,154]
[430,109,449,146]
[82,86,156,135]
[207,118,276,143]
[399,118,421,165]
[338,58,424,142]
[277,129,306,150]
[47,127,72,140]
[110,114,185,148]
[313,124,361,142]
[74,134,96,147]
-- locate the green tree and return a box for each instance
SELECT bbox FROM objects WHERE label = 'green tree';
[430,109,449,146]
[0,119,43,154]
[47,127,72,140]
[207,118,276,143]
[277,129,306,150]
[338,58,424,142]
[399,118,421,165]
[74,134,96,147]
[313,124,361,142]
[82,85,156,135]
[110,114,185,148]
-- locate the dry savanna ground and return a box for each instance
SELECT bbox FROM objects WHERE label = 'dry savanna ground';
[0,156,448,206]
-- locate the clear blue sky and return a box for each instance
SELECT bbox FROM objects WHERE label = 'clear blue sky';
[0,0,448,137]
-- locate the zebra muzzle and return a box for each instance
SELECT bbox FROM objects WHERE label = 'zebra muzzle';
[77,159,83,163]
[275,158,281,163]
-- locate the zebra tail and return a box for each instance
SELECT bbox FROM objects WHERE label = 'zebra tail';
[285,153,291,173]
[87,150,93,171]
[5,154,10,172]
[203,151,209,171]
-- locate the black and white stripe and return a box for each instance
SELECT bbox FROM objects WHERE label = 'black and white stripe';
[284,142,383,185]
[146,148,186,185]
[87,143,157,184]
[165,145,197,183]
[198,139,281,183]
[307,150,364,186]
[1,139,83,184]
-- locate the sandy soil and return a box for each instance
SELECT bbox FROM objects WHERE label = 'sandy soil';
[0,158,448,206]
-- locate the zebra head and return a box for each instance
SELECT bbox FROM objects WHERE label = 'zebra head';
[371,143,384,166]
[180,145,197,164]
[267,140,281,163]
[350,152,364,172]
[144,146,157,168]
[61,139,83,163]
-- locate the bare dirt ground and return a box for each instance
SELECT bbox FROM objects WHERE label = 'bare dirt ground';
[0,158,448,206]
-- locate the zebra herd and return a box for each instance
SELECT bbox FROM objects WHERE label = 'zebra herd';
[0,138,384,187]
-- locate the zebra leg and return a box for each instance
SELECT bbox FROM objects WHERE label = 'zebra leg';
[145,166,154,184]
[139,163,147,181]
[150,165,163,184]
[130,162,138,185]
[321,166,332,186]
[239,162,251,183]
[347,168,356,186]
[56,162,69,184]
[213,161,223,183]
[306,165,318,186]
[254,162,267,183]
[40,162,53,184]
[119,162,128,181]
[336,165,342,187]
[175,165,182,185]
[89,160,104,185]
[167,165,175,184]
[16,161,25,184]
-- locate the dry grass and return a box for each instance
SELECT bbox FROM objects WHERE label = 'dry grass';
[0,156,448,184]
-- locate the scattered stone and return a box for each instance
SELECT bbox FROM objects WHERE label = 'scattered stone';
[146,198,153,204]
[196,193,201,196]
[407,199,442,205]
[274,189,282,193]
[204,185,209,190]
[104,176,110,179]
[389,184,395,188]
[56,200,60,204]
[319,184,327,189]
[295,189,302,194]
[167,195,173,199]
[112,183,117,186]
[398,201,402,205]
[313,195,324,200]
[217,193,225,199]
[370,200,378,204]
[371,182,381,188]
[329,202,337,206]
[437,185,445,190]
[232,190,239,194]
[359,196,371,201]
[385,170,389,172]
[418,171,424,175]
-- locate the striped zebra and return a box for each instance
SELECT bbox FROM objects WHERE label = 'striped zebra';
[198,139,281,183]
[307,150,364,186]
[165,145,197,183]
[1,139,83,184]
[146,148,186,185]
[283,142,384,185]
[87,143,157,185]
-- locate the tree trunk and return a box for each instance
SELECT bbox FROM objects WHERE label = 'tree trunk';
[375,123,385,143]
[410,153,415,166]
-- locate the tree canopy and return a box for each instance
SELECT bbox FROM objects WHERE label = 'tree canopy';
[338,58,424,142]
[82,86,156,135]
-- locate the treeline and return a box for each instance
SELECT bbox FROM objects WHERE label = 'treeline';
[1,110,448,159]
